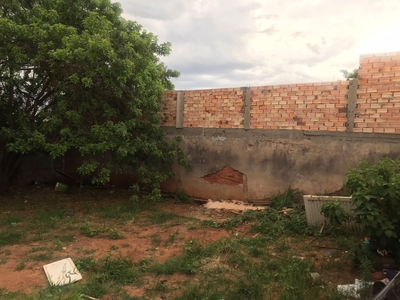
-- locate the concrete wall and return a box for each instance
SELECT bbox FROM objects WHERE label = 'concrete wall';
[161,128,400,200]
[159,51,400,200]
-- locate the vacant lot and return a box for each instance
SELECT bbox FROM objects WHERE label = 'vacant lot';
[0,187,360,299]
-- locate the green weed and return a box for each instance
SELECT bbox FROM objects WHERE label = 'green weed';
[75,256,97,272]
[31,252,52,261]
[165,230,179,246]
[93,248,142,286]
[147,211,179,224]
[108,228,125,239]
[80,222,124,239]
[270,186,303,210]
[0,230,25,246]
[80,221,100,237]
[15,260,27,271]
[171,190,193,204]
[150,233,162,247]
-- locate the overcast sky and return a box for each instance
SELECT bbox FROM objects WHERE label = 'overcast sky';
[117,0,400,90]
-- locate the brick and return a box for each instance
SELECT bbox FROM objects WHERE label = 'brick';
[362,128,373,133]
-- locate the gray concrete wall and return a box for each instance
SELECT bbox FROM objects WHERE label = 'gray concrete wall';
[161,127,400,200]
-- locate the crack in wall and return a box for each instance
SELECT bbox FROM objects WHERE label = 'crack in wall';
[202,165,244,186]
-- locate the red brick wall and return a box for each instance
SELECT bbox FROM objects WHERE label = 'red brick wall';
[355,52,400,133]
[161,91,177,127]
[182,88,245,128]
[250,82,348,131]
[161,51,400,134]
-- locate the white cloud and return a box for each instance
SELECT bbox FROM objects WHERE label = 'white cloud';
[117,0,400,89]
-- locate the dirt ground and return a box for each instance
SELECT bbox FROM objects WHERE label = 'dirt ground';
[0,187,358,299]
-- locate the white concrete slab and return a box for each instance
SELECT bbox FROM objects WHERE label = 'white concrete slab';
[43,258,82,286]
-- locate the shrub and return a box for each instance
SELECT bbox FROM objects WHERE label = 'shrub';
[320,200,350,226]
[345,157,400,258]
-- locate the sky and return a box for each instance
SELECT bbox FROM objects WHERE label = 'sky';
[117,0,400,90]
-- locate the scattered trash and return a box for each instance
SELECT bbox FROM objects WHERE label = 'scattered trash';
[373,271,386,282]
[337,279,373,299]
[384,269,399,280]
[54,182,68,192]
[373,279,390,296]
[310,272,321,283]
[292,256,305,260]
[374,257,397,271]
[278,207,293,215]
[373,270,400,300]
[43,258,82,286]
[79,295,99,300]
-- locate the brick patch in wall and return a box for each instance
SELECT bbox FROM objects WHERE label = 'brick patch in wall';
[202,166,244,186]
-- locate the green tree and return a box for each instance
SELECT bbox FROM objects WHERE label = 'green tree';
[0,0,188,197]
[340,68,358,80]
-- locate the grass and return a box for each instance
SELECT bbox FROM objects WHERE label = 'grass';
[15,260,27,271]
[0,230,25,246]
[31,252,52,261]
[147,211,180,224]
[165,230,179,246]
[80,221,125,239]
[150,233,162,247]
[170,190,193,204]
[0,187,365,299]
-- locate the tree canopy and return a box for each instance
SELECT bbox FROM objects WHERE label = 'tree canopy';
[0,0,188,197]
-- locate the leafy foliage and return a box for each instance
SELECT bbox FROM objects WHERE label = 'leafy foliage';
[340,68,359,80]
[345,157,400,258]
[320,200,350,226]
[170,190,193,204]
[0,0,189,196]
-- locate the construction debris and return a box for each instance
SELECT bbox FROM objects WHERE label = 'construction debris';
[43,258,82,286]
[204,200,265,212]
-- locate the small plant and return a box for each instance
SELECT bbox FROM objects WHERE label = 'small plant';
[80,222,100,237]
[171,190,193,204]
[75,257,97,273]
[165,231,179,246]
[147,211,179,224]
[31,252,52,261]
[80,222,124,239]
[346,157,400,258]
[95,247,141,285]
[320,200,350,226]
[107,228,125,239]
[340,68,358,80]
[270,186,303,210]
[0,230,25,246]
[15,260,27,271]
[53,239,64,251]
[151,233,162,247]
[201,220,219,228]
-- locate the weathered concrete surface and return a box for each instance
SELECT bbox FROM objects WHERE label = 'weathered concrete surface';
[161,127,400,200]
